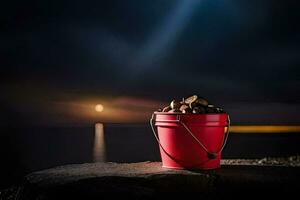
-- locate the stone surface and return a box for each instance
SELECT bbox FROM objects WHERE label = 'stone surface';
[8,160,300,199]
[221,156,300,167]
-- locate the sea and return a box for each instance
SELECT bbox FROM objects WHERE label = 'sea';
[1,124,300,188]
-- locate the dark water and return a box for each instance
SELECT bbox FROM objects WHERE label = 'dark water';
[1,124,300,188]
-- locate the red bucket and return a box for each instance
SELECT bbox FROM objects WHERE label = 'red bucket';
[150,112,230,170]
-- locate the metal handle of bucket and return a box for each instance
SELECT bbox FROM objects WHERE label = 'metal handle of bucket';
[150,114,183,162]
[150,114,230,160]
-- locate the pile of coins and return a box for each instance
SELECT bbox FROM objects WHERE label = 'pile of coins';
[158,95,225,114]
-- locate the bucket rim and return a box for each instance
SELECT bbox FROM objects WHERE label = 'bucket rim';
[153,111,228,115]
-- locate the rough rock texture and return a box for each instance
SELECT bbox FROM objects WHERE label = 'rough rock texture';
[8,160,300,199]
[221,156,300,166]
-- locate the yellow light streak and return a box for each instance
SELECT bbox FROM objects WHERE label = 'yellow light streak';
[230,126,300,133]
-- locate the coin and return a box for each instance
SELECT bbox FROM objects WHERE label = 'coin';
[170,100,181,109]
[168,109,180,113]
[179,104,189,111]
[162,106,171,112]
[189,98,209,108]
[180,98,185,104]
[184,95,198,104]
[195,97,209,107]
[182,107,192,113]
[158,95,225,114]
[192,106,206,114]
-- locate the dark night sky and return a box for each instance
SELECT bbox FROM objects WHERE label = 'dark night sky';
[1,0,300,126]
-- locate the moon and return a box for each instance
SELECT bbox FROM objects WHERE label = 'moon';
[95,104,104,112]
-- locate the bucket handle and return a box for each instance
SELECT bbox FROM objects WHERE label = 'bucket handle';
[150,114,230,160]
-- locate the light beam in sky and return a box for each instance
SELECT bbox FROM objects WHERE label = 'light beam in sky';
[132,0,202,70]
